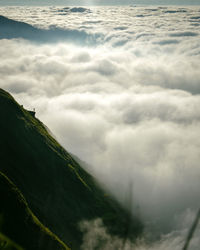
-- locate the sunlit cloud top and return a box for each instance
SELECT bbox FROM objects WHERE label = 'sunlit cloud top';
[0,0,200,6]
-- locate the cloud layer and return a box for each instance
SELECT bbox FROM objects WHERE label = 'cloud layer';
[0,5,200,249]
[79,212,200,250]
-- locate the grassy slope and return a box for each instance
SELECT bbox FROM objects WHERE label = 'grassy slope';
[0,88,143,249]
[0,171,69,250]
[0,232,23,250]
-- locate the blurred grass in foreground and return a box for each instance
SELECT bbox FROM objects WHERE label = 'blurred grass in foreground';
[0,232,23,250]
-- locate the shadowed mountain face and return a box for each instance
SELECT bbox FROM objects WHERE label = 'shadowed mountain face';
[0,89,143,249]
[0,15,99,44]
[0,171,69,250]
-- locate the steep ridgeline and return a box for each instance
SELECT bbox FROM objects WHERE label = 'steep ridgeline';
[0,88,143,249]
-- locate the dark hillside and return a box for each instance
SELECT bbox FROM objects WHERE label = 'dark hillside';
[0,171,69,250]
[0,88,143,248]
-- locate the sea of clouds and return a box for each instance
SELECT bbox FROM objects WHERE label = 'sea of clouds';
[0,5,200,249]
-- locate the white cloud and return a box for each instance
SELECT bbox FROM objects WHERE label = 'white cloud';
[79,211,200,250]
[0,5,200,248]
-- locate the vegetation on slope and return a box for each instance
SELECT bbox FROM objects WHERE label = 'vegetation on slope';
[0,171,69,250]
[0,88,143,249]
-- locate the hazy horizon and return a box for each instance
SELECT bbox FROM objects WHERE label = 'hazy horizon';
[0,0,200,6]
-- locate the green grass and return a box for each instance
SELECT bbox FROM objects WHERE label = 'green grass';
[0,171,70,250]
[0,232,24,250]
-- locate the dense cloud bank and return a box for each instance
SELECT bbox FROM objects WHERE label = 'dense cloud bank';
[79,215,200,250]
[1,0,200,6]
[0,5,200,249]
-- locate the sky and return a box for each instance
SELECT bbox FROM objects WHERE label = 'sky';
[0,0,200,6]
[0,4,200,250]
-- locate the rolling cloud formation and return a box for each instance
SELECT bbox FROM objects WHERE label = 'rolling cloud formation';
[0,5,200,249]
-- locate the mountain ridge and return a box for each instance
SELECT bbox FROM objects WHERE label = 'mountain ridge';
[0,88,143,249]
[0,15,98,44]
